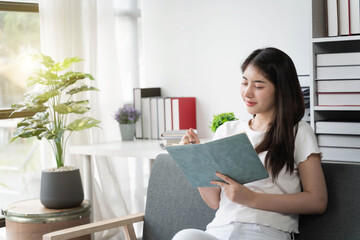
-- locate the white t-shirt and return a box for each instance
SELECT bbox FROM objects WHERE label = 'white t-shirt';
[206,120,320,234]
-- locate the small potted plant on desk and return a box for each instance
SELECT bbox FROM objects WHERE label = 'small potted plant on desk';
[10,54,101,209]
[114,105,140,141]
[209,112,238,132]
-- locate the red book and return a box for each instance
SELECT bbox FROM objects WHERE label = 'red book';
[171,97,196,130]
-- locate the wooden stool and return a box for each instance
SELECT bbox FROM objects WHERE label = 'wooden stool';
[1,199,91,240]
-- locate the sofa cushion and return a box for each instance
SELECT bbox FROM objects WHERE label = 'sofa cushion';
[296,162,360,239]
[143,154,216,240]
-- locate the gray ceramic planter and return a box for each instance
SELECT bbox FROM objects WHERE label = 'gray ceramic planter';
[119,123,135,141]
[40,168,84,209]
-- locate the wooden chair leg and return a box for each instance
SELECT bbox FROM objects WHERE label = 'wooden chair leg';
[124,224,137,240]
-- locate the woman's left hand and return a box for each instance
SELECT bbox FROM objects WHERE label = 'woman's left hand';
[211,172,256,206]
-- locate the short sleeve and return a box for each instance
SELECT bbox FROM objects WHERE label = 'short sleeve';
[294,121,321,165]
[213,120,245,141]
[213,122,229,140]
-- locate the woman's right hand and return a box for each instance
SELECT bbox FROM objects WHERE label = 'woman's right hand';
[179,128,200,145]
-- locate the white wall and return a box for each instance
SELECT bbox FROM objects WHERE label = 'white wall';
[141,0,310,138]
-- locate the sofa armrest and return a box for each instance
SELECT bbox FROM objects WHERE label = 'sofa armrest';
[42,212,144,240]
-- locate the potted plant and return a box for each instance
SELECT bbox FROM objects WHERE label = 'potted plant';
[114,105,140,141]
[10,53,100,209]
[209,112,238,132]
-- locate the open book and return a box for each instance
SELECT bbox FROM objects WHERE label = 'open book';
[165,132,269,187]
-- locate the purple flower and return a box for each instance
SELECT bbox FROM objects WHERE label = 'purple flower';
[114,106,140,124]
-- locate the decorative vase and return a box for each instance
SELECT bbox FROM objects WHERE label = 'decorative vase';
[119,123,135,141]
[40,168,84,209]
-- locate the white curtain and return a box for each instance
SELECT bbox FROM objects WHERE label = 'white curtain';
[39,0,141,239]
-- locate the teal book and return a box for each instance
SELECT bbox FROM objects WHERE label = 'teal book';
[165,133,269,187]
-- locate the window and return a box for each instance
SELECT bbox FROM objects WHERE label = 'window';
[0,0,44,222]
[0,0,39,110]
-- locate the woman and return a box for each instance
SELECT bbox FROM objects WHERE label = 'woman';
[174,47,327,240]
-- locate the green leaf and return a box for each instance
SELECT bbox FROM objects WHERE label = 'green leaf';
[27,104,48,113]
[67,117,101,131]
[39,131,55,140]
[9,104,47,116]
[66,85,99,95]
[68,105,90,114]
[27,70,59,87]
[32,53,55,69]
[57,72,91,91]
[15,113,49,129]
[51,57,83,72]
[54,103,90,114]
[11,103,26,109]
[26,76,47,87]
[11,126,47,142]
[11,113,53,142]
[53,104,72,114]
[66,100,89,106]
[209,112,238,132]
[59,72,94,81]
[33,112,49,121]
[32,90,60,105]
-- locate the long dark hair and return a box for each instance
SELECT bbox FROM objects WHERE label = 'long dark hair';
[241,47,304,180]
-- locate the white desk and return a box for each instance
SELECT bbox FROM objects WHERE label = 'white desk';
[69,140,165,204]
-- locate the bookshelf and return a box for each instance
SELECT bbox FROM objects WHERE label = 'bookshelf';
[310,0,360,162]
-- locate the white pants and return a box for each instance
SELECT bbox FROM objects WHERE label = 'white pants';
[172,222,291,240]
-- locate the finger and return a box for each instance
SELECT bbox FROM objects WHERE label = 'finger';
[215,172,237,184]
[185,130,196,143]
[188,128,199,143]
[180,135,191,145]
[211,180,228,187]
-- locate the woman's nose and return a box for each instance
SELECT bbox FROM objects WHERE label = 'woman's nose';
[243,85,254,98]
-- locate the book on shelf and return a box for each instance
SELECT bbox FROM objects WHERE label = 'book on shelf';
[316,121,360,135]
[302,87,310,108]
[157,98,166,140]
[141,97,152,139]
[316,52,360,66]
[165,132,269,187]
[350,0,360,34]
[164,97,173,131]
[317,80,360,92]
[161,129,187,138]
[320,147,360,162]
[160,130,187,146]
[171,97,197,130]
[318,134,360,148]
[326,0,339,36]
[298,75,310,87]
[161,138,182,147]
[150,98,160,139]
[133,88,161,139]
[317,66,360,79]
[338,0,350,36]
[317,92,360,106]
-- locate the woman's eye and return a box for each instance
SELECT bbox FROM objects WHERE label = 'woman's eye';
[241,82,248,86]
[255,86,264,89]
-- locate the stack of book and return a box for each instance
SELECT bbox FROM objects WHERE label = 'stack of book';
[326,0,360,36]
[133,88,197,140]
[316,52,360,106]
[316,121,360,162]
[160,130,187,146]
[302,86,310,123]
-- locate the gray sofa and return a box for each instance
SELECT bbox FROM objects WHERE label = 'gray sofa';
[43,153,360,240]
